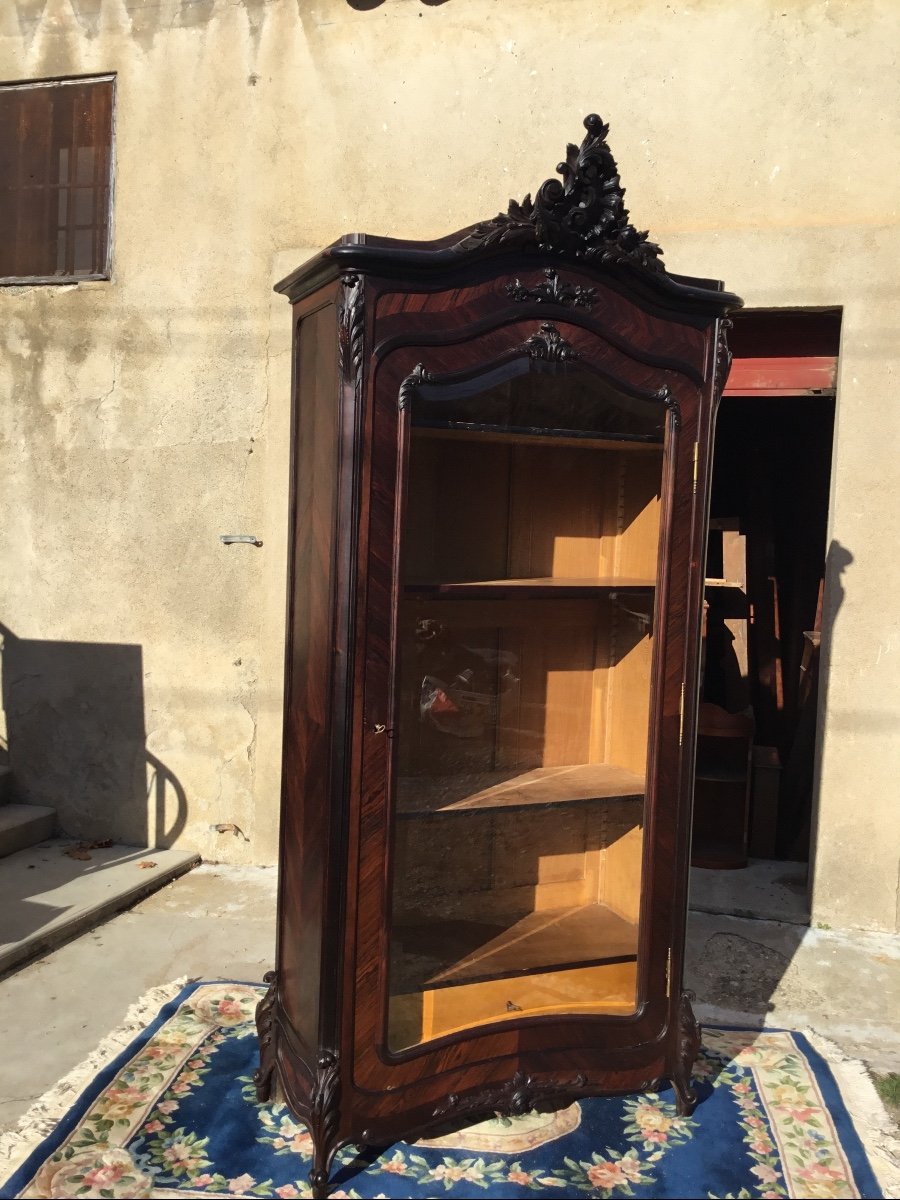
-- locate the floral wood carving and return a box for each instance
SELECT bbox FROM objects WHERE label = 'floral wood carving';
[432,1069,588,1121]
[522,322,580,362]
[506,268,597,309]
[253,970,278,1103]
[453,114,665,273]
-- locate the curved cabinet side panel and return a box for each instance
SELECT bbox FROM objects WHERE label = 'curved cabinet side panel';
[277,300,341,1062]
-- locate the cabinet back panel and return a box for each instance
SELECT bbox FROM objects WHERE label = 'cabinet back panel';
[403,434,662,586]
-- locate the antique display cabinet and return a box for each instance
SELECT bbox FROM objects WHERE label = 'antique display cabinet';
[256,115,742,1198]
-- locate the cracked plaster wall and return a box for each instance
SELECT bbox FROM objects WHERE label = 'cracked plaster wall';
[0,0,898,927]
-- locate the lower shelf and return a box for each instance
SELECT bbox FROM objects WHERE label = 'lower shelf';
[389,952,638,1051]
[427,902,637,986]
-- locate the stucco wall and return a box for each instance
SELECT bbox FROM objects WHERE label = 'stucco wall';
[1,0,898,928]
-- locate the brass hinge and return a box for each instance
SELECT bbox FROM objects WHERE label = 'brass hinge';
[692,441,699,495]
[678,681,686,747]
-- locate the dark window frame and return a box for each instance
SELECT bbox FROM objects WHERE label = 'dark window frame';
[0,73,115,286]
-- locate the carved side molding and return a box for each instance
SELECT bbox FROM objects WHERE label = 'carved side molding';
[398,362,434,411]
[453,114,665,274]
[506,268,597,310]
[672,990,701,1117]
[339,273,365,403]
[658,385,681,431]
[716,316,734,389]
[308,1051,342,1198]
[254,970,278,1103]
[432,1069,588,1122]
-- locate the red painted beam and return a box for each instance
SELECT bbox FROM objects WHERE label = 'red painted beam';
[724,355,837,396]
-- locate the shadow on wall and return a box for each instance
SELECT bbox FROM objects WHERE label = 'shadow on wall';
[0,623,186,849]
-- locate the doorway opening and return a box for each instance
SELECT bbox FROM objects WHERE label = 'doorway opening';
[690,309,841,923]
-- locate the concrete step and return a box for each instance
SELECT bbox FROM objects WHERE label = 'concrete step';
[0,805,56,859]
[0,839,201,977]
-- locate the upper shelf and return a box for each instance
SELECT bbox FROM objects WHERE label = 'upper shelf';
[397,762,645,817]
[405,577,656,599]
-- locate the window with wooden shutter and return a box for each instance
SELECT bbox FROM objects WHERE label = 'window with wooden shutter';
[0,75,114,283]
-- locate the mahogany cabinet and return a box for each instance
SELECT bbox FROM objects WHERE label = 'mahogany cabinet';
[256,115,742,1199]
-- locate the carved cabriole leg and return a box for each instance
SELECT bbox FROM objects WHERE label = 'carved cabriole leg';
[254,970,278,1103]
[307,1051,341,1200]
[672,991,701,1116]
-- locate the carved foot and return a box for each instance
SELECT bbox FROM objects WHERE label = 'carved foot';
[673,1072,698,1117]
[309,1166,330,1200]
[254,971,278,1103]
[672,990,701,1117]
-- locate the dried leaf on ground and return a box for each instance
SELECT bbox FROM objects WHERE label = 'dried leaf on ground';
[63,838,114,861]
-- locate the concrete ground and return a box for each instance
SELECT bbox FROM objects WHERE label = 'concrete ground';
[1,862,899,1135]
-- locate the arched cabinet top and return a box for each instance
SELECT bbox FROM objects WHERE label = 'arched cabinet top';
[276,114,744,320]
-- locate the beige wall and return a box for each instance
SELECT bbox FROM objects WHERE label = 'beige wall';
[1,0,898,928]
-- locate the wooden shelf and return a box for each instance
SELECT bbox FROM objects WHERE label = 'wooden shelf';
[397,762,645,816]
[414,424,663,452]
[405,577,656,599]
[696,765,748,784]
[421,903,638,988]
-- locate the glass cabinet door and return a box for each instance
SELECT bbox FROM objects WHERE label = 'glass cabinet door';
[386,357,668,1052]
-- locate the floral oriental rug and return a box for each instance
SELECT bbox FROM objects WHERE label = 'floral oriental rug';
[0,981,895,1200]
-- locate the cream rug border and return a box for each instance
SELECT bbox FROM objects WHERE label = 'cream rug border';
[0,977,190,1186]
[2,982,898,1197]
[803,1027,900,1197]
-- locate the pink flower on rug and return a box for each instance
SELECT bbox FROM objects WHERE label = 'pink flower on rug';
[194,1175,215,1187]
[797,1163,845,1186]
[507,1169,532,1185]
[383,1159,409,1175]
[645,1130,669,1143]
[188,1058,205,1068]
[144,1119,164,1134]
[733,1080,752,1094]
[751,1162,781,1185]
[787,1104,818,1122]
[429,1163,485,1184]
[157,1099,180,1114]
[749,1137,773,1154]
[217,998,245,1020]
[586,1161,626,1188]
[745,1114,765,1128]
[631,1102,673,1133]
[275,1187,300,1198]
[83,1161,129,1188]
[618,1157,644,1182]
[162,1141,206,1171]
[37,1148,153,1199]
[227,1173,257,1192]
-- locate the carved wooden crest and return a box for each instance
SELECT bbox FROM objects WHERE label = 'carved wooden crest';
[453,115,664,272]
